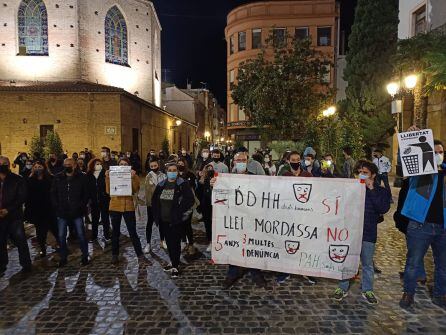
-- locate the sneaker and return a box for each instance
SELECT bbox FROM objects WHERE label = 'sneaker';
[58,259,68,268]
[171,268,180,278]
[163,264,174,272]
[206,244,212,252]
[144,245,151,254]
[276,273,290,284]
[432,295,446,309]
[399,293,415,309]
[81,256,90,266]
[333,288,348,301]
[303,276,317,285]
[362,291,378,305]
[111,255,119,265]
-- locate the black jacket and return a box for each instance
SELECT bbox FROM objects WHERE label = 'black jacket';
[25,175,53,221]
[86,171,108,206]
[152,178,195,227]
[51,171,88,219]
[394,178,410,234]
[0,172,27,221]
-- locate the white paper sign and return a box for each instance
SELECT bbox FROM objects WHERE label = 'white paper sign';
[109,166,132,196]
[212,174,366,280]
[398,129,438,177]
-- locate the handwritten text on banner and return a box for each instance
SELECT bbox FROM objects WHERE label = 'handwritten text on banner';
[212,174,366,280]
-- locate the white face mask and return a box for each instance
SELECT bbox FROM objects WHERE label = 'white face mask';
[95,164,103,172]
[265,157,270,163]
[182,151,187,155]
[101,152,107,158]
[202,152,209,159]
[436,153,444,166]
[304,160,312,167]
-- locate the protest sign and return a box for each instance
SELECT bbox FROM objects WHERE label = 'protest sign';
[109,166,132,196]
[398,129,437,177]
[212,174,366,280]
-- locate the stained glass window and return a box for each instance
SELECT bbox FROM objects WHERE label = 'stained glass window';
[105,6,129,66]
[18,0,49,56]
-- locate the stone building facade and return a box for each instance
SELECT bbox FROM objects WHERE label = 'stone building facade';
[0,1,195,160]
[0,82,197,160]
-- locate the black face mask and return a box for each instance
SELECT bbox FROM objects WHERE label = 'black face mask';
[151,168,159,173]
[64,166,73,174]
[49,158,56,163]
[290,162,301,171]
[35,169,44,176]
[0,165,10,174]
[178,165,185,172]
[212,157,220,163]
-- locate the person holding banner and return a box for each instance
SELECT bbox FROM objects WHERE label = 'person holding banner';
[152,161,195,278]
[333,161,391,304]
[400,139,446,309]
[212,150,268,289]
[105,158,145,265]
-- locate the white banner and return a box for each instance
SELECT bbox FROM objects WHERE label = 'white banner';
[212,174,366,280]
[398,129,438,177]
[109,166,132,196]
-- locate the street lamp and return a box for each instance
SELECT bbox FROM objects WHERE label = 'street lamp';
[322,106,336,117]
[386,82,400,97]
[404,74,418,90]
[175,119,182,127]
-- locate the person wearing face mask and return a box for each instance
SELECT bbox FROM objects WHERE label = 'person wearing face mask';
[152,161,195,278]
[77,158,87,173]
[158,151,168,172]
[47,153,64,176]
[106,158,145,265]
[144,158,166,253]
[302,154,321,177]
[22,159,33,178]
[13,153,29,177]
[277,151,312,177]
[263,154,276,176]
[180,148,193,169]
[210,149,229,174]
[276,151,313,285]
[372,149,392,202]
[200,163,215,252]
[211,150,268,289]
[145,150,158,173]
[86,159,111,243]
[399,136,446,309]
[51,158,90,267]
[334,161,391,305]
[177,158,198,256]
[320,153,338,178]
[25,161,58,257]
[72,152,79,161]
[100,147,117,171]
[194,148,212,218]
[0,156,32,276]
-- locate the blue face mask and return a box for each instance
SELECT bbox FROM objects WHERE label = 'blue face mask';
[359,174,369,181]
[167,172,178,180]
[235,162,247,173]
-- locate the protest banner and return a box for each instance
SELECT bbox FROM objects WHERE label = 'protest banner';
[398,129,437,177]
[109,166,132,196]
[212,174,366,280]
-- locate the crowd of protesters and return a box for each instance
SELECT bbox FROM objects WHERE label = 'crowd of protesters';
[0,127,445,309]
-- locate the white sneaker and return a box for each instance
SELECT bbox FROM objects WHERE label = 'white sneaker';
[206,243,212,252]
[161,240,167,250]
[144,245,151,254]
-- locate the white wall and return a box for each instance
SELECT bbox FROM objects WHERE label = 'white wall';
[163,87,196,123]
[0,0,81,81]
[398,0,431,39]
[0,0,162,105]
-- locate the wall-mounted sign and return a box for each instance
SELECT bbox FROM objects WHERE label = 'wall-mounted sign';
[105,126,117,135]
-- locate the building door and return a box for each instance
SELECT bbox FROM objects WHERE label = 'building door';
[40,125,54,142]
[132,128,139,153]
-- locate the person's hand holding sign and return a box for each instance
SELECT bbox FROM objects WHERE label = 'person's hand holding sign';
[210,173,218,188]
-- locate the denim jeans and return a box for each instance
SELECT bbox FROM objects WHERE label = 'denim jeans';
[339,241,375,292]
[57,217,89,261]
[110,211,143,257]
[404,221,446,296]
[0,219,32,270]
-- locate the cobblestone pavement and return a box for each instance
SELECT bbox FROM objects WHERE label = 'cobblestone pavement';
[1,189,446,335]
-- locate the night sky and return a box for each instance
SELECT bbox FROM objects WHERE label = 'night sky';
[152,0,357,108]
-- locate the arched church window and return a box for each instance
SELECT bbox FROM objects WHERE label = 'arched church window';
[105,6,129,66]
[18,0,49,55]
